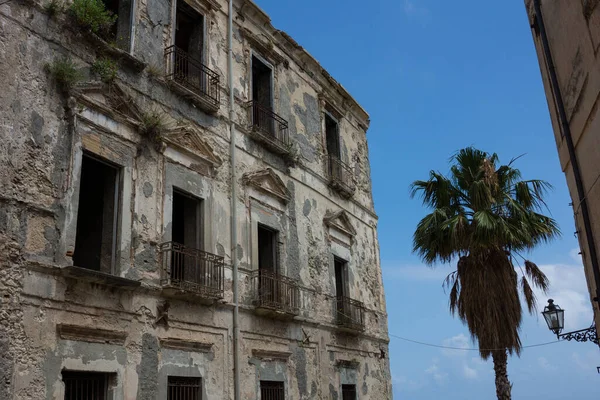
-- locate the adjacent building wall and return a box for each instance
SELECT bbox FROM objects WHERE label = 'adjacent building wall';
[525,0,600,334]
[0,0,391,398]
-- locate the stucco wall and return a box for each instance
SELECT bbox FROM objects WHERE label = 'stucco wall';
[0,0,391,398]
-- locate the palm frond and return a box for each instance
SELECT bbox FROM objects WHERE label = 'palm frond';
[524,260,549,292]
[521,276,537,313]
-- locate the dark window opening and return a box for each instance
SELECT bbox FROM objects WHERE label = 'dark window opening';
[325,113,340,158]
[62,371,111,400]
[168,376,202,400]
[101,0,133,50]
[175,0,204,62]
[342,384,357,400]
[252,55,273,110]
[258,224,278,272]
[260,380,284,400]
[334,256,348,298]
[73,153,120,274]
[171,189,203,282]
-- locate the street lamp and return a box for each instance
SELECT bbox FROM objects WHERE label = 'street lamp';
[542,299,598,345]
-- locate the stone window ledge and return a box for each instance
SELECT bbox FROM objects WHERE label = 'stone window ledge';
[62,266,141,290]
[85,33,147,72]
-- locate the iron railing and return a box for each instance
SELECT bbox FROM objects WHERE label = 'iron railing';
[336,296,365,331]
[342,384,357,400]
[164,45,220,107]
[328,156,355,195]
[247,101,290,150]
[260,381,285,400]
[159,242,224,299]
[62,371,109,400]
[251,270,300,315]
[167,376,202,400]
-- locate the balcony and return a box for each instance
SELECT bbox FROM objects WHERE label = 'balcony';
[158,242,224,302]
[251,270,300,319]
[328,156,355,198]
[164,45,220,113]
[246,101,290,154]
[335,296,365,333]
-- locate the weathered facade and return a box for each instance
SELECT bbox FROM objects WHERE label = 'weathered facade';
[0,0,391,399]
[525,0,600,336]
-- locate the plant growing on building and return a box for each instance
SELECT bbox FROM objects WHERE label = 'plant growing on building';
[43,0,63,16]
[410,147,560,400]
[146,63,163,80]
[91,58,118,83]
[69,0,117,37]
[139,109,167,150]
[45,57,82,92]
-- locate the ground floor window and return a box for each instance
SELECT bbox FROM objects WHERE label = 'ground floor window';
[62,371,110,400]
[167,376,202,400]
[260,380,284,400]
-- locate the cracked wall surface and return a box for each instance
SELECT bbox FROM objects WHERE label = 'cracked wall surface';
[0,0,391,398]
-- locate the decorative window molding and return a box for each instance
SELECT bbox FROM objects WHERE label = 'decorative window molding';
[243,168,291,203]
[160,337,213,352]
[162,124,222,176]
[72,83,142,128]
[324,210,356,245]
[251,349,292,361]
[57,324,128,345]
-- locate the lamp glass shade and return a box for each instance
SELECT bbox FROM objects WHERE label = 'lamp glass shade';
[542,300,564,334]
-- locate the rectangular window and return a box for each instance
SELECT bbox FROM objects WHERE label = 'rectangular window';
[102,0,133,50]
[171,189,203,283]
[260,380,284,400]
[62,371,110,400]
[175,0,205,61]
[257,224,278,272]
[334,256,348,298]
[325,113,340,158]
[342,384,357,400]
[167,376,202,400]
[252,56,273,110]
[73,153,120,274]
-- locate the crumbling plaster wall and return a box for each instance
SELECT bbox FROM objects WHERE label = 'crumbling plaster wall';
[0,0,390,398]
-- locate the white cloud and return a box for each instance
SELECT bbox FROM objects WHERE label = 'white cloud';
[537,356,557,372]
[530,263,593,331]
[425,359,449,385]
[569,247,582,263]
[441,333,471,357]
[462,364,478,379]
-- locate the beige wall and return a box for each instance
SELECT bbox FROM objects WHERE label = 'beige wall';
[525,0,600,333]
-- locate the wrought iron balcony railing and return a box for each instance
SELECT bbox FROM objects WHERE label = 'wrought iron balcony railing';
[247,101,290,153]
[335,295,365,332]
[328,155,355,197]
[164,45,220,110]
[159,242,224,299]
[251,269,300,316]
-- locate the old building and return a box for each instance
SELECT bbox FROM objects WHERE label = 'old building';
[0,0,391,399]
[525,0,600,337]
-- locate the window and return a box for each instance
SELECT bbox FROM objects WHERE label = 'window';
[260,380,284,400]
[168,376,202,400]
[257,224,278,272]
[325,113,340,159]
[334,256,348,299]
[62,371,110,400]
[73,153,120,274]
[342,384,357,400]
[171,189,203,282]
[175,0,205,62]
[101,0,133,50]
[252,55,273,110]
[172,189,203,250]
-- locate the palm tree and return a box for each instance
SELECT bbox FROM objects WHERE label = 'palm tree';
[411,147,560,400]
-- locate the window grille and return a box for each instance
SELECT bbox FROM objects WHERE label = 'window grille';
[342,384,357,400]
[260,380,285,400]
[167,376,202,400]
[62,371,109,400]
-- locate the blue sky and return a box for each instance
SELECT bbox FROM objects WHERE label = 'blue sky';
[254,0,600,398]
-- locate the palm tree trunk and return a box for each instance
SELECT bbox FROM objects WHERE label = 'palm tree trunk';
[492,350,512,400]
